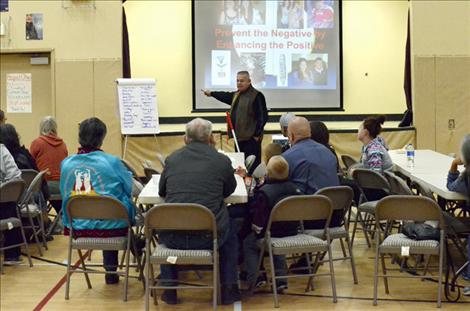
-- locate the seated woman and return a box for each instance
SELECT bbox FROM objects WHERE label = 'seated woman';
[0,143,23,265]
[310,121,340,174]
[356,115,392,174]
[30,116,68,214]
[446,134,470,289]
[0,124,49,201]
[60,117,135,284]
[243,156,302,292]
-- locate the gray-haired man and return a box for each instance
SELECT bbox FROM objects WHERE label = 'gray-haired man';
[158,118,240,305]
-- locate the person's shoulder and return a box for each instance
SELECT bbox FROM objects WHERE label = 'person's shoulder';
[30,137,42,146]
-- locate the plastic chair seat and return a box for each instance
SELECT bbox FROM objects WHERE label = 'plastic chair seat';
[358,200,378,214]
[20,203,41,216]
[269,233,327,255]
[305,226,347,239]
[72,236,128,251]
[380,233,439,255]
[150,244,213,265]
[0,218,21,231]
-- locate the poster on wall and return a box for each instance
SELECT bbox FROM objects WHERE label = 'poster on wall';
[0,0,8,12]
[26,13,43,40]
[7,73,32,113]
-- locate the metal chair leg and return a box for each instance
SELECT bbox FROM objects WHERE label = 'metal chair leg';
[268,243,279,308]
[327,243,337,303]
[346,234,358,284]
[380,254,389,294]
[77,249,92,289]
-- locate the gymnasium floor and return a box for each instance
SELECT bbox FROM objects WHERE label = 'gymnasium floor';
[1,232,469,311]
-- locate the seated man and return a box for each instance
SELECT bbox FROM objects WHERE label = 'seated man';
[282,116,339,229]
[244,156,302,292]
[158,118,240,305]
[60,118,135,284]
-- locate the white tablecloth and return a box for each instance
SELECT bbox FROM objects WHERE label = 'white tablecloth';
[389,149,467,201]
[137,174,248,205]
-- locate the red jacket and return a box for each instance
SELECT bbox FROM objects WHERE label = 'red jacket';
[30,134,68,181]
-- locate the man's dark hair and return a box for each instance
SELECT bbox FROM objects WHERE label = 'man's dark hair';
[78,117,107,150]
[237,70,250,78]
[0,124,21,153]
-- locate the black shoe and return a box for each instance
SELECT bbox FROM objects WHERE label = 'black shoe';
[161,289,178,305]
[255,274,267,288]
[289,256,309,274]
[105,273,119,284]
[131,235,145,258]
[221,284,241,305]
[276,283,288,294]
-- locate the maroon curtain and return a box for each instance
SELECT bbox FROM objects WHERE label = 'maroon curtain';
[122,0,131,78]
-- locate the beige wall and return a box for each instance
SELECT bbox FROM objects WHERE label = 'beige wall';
[125,0,409,118]
[0,0,123,156]
[411,0,470,153]
[2,0,467,160]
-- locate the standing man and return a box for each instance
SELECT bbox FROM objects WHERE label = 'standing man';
[203,71,268,173]
[158,118,240,305]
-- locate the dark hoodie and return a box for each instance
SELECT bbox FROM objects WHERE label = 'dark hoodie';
[30,134,68,181]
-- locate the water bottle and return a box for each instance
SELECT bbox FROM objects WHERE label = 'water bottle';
[406,144,415,167]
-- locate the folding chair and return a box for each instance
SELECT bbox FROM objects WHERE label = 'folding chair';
[384,171,414,195]
[64,195,142,301]
[20,169,37,189]
[245,155,256,172]
[0,180,33,273]
[156,152,166,168]
[258,195,337,308]
[351,168,391,247]
[46,193,63,237]
[18,170,48,255]
[305,186,358,284]
[341,154,358,170]
[121,159,142,183]
[373,196,445,307]
[144,203,218,311]
[143,167,160,183]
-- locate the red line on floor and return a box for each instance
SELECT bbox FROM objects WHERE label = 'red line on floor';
[32,250,91,311]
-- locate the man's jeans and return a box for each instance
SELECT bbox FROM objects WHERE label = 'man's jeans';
[159,218,239,286]
[243,232,287,286]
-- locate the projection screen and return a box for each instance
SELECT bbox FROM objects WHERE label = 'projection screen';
[193,0,342,111]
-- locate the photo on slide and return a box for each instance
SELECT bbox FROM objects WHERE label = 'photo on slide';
[288,53,328,88]
[277,0,305,29]
[218,0,266,26]
[307,0,335,29]
[238,53,277,89]
[193,0,342,110]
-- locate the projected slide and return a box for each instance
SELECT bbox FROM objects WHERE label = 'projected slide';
[193,0,342,110]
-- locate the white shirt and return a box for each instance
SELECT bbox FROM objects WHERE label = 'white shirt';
[0,144,21,185]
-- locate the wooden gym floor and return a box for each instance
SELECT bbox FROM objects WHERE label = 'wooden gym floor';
[1,232,469,311]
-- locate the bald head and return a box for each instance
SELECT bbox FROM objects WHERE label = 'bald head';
[288,117,311,145]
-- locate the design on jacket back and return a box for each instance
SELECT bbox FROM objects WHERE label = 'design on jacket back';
[65,166,104,197]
